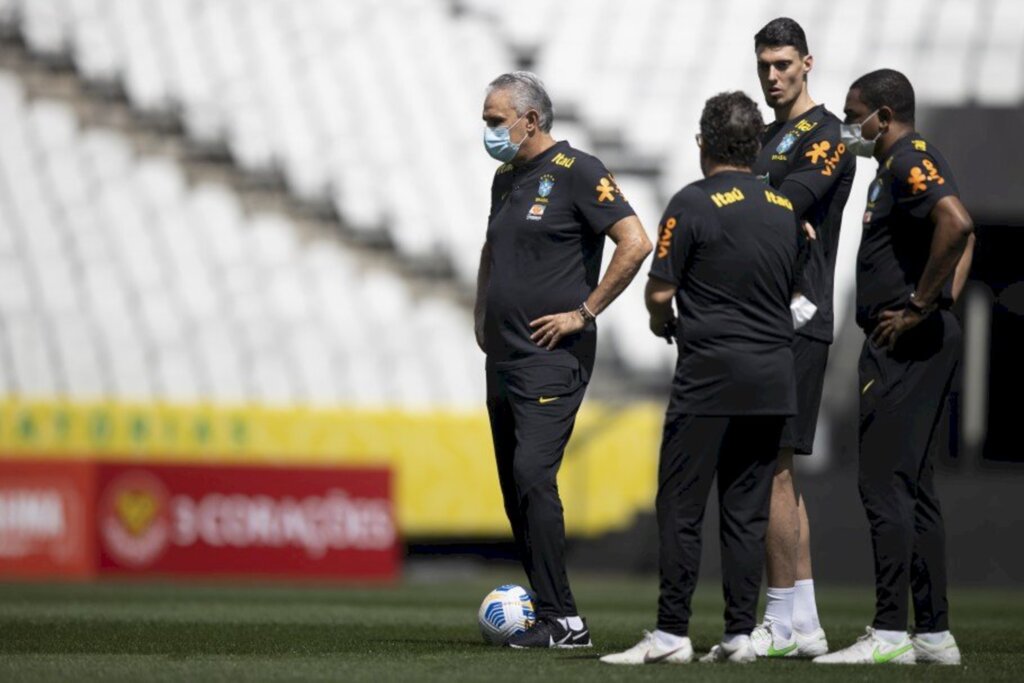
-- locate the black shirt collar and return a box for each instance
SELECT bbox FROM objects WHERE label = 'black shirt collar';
[767,103,825,132]
[513,140,570,174]
[882,132,920,168]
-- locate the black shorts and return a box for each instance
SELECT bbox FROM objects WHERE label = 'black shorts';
[779,335,830,455]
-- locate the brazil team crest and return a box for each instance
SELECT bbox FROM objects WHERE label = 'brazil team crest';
[537,174,555,198]
[776,133,797,154]
[869,180,882,203]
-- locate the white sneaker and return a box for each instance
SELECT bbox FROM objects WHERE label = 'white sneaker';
[813,627,915,665]
[912,632,961,665]
[699,637,756,663]
[794,626,829,657]
[751,622,798,658]
[600,631,693,665]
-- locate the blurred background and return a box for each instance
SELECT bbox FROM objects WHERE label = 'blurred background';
[0,0,1020,585]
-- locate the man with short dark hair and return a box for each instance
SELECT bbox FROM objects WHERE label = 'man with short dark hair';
[476,71,652,649]
[814,69,974,666]
[749,17,856,659]
[601,91,800,666]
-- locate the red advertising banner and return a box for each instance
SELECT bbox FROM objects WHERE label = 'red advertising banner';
[0,460,97,579]
[96,463,398,580]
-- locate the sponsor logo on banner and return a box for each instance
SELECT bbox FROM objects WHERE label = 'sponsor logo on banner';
[0,461,95,578]
[171,489,395,557]
[99,470,171,567]
[97,464,397,579]
[0,489,68,554]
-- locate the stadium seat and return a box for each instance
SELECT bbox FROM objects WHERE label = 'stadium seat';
[6,316,60,397]
[0,1,1017,410]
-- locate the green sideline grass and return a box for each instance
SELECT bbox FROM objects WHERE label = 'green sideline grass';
[1,575,1022,681]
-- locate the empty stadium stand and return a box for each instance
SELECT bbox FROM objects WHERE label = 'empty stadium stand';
[1,0,1020,404]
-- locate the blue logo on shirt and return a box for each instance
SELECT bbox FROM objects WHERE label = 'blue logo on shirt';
[538,174,555,198]
[869,180,882,203]
[776,133,797,154]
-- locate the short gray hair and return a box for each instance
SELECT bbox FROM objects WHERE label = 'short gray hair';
[487,71,554,133]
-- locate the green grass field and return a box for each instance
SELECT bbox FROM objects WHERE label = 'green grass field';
[1,574,1022,681]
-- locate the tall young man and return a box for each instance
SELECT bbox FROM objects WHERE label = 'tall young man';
[815,68,974,666]
[749,17,856,658]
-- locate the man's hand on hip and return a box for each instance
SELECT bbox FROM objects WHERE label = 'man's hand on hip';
[871,308,925,351]
[530,311,586,350]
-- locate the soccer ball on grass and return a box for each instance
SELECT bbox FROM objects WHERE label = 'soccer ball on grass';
[478,584,535,645]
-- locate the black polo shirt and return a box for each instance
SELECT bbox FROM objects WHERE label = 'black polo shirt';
[649,170,798,416]
[856,134,960,330]
[753,104,855,344]
[484,140,635,378]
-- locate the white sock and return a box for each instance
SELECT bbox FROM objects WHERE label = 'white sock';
[875,629,909,644]
[653,629,686,649]
[793,579,821,633]
[915,630,950,645]
[565,616,584,631]
[764,586,795,640]
[722,633,750,649]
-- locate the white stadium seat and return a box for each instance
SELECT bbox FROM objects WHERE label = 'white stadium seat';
[0,1,1017,408]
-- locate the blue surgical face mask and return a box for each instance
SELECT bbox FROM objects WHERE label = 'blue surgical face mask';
[483,115,526,162]
[840,109,881,157]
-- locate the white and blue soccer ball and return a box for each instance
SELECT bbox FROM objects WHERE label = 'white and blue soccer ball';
[478,584,536,645]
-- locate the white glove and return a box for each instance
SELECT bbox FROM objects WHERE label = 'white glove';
[790,294,818,330]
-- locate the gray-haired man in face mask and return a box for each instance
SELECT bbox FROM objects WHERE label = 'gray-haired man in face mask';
[476,71,651,648]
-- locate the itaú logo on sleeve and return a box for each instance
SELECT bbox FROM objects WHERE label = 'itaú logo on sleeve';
[171,491,396,558]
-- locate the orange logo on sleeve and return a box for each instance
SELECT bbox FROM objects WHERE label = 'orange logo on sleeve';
[657,217,677,258]
[821,142,847,177]
[907,159,944,194]
[805,141,831,164]
[907,167,928,194]
[596,177,616,202]
[922,159,945,184]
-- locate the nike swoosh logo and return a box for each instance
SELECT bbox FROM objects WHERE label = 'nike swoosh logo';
[862,378,876,395]
[873,643,913,663]
[538,396,560,404]
[643,644,686,663]
[767,641,798,657]
[553,632,572,646]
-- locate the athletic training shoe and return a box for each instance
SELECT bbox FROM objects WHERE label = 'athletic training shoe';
[813,626,915,665]
[793,626,829,657]
[600,631,693,665]
[912,632,961,665]
[699,637,757,663]
[507,617,591,649]
[751,622,798,658]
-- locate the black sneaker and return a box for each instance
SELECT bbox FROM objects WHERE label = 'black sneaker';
[565,618,592,648]
[507,617,592,649]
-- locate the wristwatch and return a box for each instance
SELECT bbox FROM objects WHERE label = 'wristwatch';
[906,292,936,316]
[577,302,596,325]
